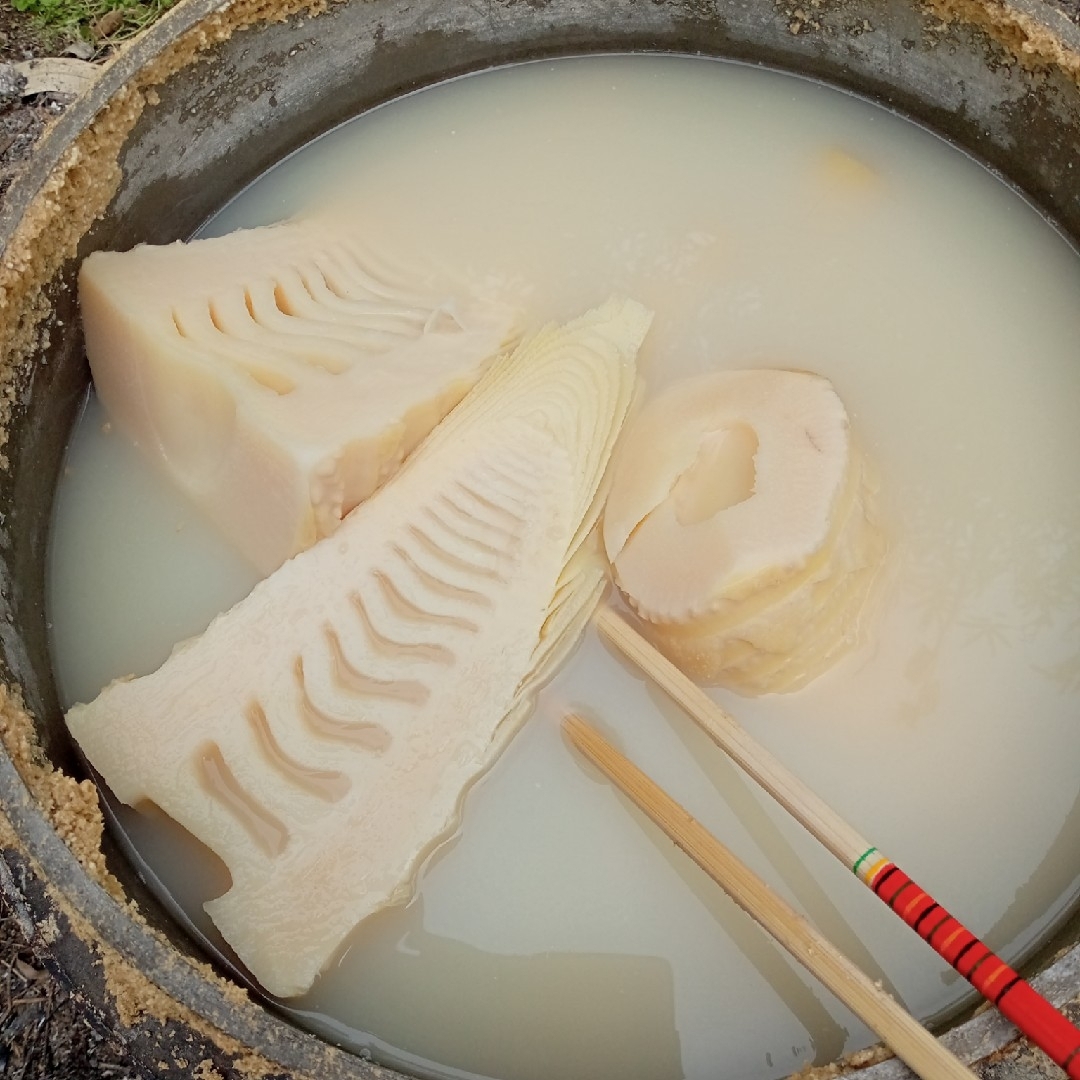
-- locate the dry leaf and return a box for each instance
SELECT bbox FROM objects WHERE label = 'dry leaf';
[14,58,98,99]
[62,39,97,61]
[90,10,125,39]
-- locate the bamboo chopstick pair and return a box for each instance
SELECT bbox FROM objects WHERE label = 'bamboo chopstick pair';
[562,606,1080,1080]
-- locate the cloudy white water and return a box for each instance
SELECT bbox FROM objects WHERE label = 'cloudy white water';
[50,55,1080,1080]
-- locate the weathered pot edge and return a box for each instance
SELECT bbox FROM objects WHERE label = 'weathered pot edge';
[1,0,1079,1076]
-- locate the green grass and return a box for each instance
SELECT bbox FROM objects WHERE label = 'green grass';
[11,0,177,44]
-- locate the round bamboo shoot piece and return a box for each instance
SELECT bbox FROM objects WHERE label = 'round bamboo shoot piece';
[603,368,885,694]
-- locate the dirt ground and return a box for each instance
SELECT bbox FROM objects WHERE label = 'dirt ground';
[0,8,70,203]
[0,894,136,1079]
[0,12,137,1080]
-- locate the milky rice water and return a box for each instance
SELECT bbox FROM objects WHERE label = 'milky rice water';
[48,55,1080,1080]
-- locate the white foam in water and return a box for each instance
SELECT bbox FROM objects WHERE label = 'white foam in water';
[48,55,1080,1080]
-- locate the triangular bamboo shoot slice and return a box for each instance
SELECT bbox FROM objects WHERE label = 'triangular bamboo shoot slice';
[66,297,651,998]
[79,218,520,574]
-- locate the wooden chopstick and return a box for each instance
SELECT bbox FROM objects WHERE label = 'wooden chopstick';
[593,605,1080,1079]
[563,712,977,1080]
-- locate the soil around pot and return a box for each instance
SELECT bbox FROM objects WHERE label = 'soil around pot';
[0,15,140,1076]
[0,7,71,204]
[0,887,135,1079]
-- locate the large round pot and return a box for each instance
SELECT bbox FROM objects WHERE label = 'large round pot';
[1,1,1079,1076]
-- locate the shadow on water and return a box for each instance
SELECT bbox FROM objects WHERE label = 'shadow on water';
[563,705,849,1071]
[650,681,904,1004]
[299,896,685,1080]
[112,796,685,1080]
[940,778,1080,988]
